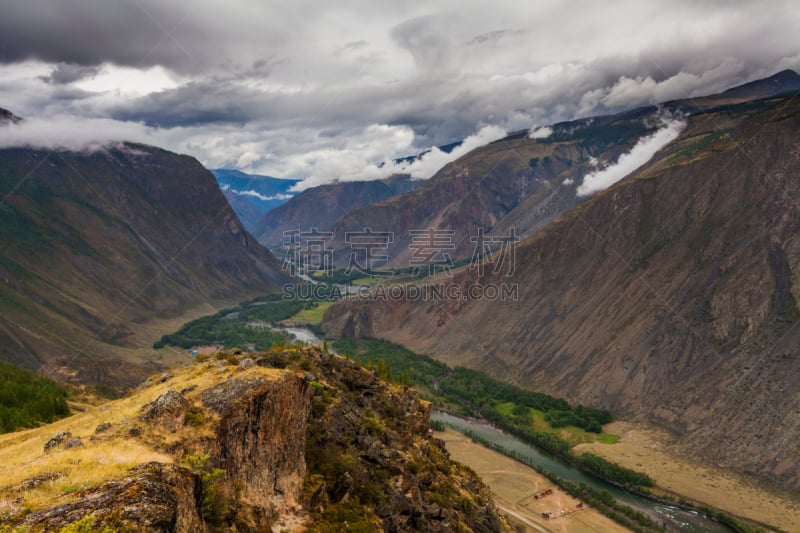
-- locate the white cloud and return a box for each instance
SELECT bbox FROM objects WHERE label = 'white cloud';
[290,124,506,191]
[231,189,294,202]
[600,58,747,109]
[576,117,685,197]
[286,123,416,191]
[74,64,182,97]
[528,125,553,139]
[397,125,507,179]
[0,115,157,151]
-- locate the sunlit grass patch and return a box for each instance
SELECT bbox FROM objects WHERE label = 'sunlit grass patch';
[287,301,334,325]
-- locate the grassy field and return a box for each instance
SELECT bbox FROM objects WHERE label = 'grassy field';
[575,421,800,533]
[351,276,383,285]
[438,428,631,533]
[284,301,334,325]
[494,401,620,447]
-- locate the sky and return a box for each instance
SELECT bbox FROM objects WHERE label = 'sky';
[0,0,798,190]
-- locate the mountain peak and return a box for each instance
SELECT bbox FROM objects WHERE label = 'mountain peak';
[0,107,22,124]
[767,69,800,80]
[721,69,800,98]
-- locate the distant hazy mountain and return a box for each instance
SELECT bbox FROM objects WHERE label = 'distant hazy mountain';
[251,140,463,248]
[0,126,291,387]
[211,168,301,232]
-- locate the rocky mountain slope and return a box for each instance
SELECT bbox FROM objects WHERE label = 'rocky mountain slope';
[322,92,800,491]
[0,125,291,387]
[254,174,421,247]
[0,346,509,532]
[211,169,300,233]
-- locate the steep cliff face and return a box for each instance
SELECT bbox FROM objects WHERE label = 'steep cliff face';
[322,94,800,490]
[203,372,311,519]
[7,365,311,532]
[0,347,508,532]
[0,136,291,387]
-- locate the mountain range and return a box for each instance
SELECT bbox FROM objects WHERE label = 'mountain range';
[2,69,799,508]
[321,84,800,491]
[256,70,800,269]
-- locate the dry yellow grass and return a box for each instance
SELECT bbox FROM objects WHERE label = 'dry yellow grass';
[575,421,800,533]
[0,359,287,516]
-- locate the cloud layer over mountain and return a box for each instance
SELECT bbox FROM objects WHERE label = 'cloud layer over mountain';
[577,118,686,197]
[0,0,798,188]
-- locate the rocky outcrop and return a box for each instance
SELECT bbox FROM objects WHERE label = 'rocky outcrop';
[304,350,508,531]
[21,463,206,532]
[202,373,312,525]
[43,431,72,452]
[140,389,190,431]
[5,349,509,532]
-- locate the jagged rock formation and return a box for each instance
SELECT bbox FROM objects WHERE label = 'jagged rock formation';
[0,347,509,532]
[322,92,800,491]
[304,350,507,532]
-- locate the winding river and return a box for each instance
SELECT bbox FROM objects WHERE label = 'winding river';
[432,410,734,532]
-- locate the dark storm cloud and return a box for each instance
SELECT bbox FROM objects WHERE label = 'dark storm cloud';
[42,63,101,85]
[111,83,258,127]
[0,1,183,68]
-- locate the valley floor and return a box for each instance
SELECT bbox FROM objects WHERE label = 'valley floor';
[575,422,800,532]
[438,428,631,533]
